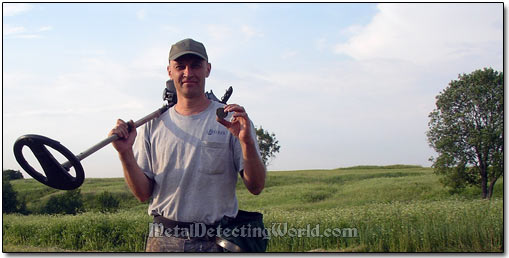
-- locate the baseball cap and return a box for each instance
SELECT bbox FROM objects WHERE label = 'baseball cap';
[169,38,208,62]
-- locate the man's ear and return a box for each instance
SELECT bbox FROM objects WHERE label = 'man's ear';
[206,62,211,78]
[167,65,172,79]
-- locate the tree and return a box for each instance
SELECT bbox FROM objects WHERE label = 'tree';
[255,126,281,166]
[3,180,18,213]
[2,179,28,214]
[427,68,503,199]
[3,169,24,180]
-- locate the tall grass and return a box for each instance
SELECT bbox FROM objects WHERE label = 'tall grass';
[3,210,151,252]
[3,166,504,252]
[3,199,502,252]
[262,199,503,252]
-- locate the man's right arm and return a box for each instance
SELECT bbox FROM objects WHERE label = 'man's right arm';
[110,119,153,202]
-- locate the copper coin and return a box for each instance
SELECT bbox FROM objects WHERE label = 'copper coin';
[216,107,228,119]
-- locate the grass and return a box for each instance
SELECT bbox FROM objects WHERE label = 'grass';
[3,166,504,252]
[3,244,77,252]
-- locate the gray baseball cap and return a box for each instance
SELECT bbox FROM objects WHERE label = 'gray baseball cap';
[169,38,208,62]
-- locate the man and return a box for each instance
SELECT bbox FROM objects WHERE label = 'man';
[109,38,266,252]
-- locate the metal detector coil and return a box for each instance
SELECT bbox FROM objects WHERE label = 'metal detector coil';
[13,80,233,190]
[13,134,84,190]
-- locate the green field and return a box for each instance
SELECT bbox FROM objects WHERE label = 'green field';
[3,165,503,252]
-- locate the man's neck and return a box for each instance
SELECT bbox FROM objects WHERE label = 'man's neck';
[174,95,211,116]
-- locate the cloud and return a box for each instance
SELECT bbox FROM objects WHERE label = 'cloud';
[3,24,52,38]
[4,56,152,119]
[129,45,170,79]
[3,53,165,178]
[3,24,26,35]
[4,103,144,118]
[3,3,502,175]
[241,25,263,40]
[335,3,502,65]
[3,3,32,16]
[228,4,502,171]
[339,24,364,37]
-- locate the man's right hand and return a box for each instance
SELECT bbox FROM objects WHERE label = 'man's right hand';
[109,119,137,154]
[109,119,152,202]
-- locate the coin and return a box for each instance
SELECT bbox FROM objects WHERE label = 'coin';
[216,107,228,119]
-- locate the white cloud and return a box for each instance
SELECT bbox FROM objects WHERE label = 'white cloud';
[3,3,32,16]
[335,3,502,65]
[4,103,144,119]
[339,24,363,36]
[4,24,52,38]
[3,4,503,175]
[129,45,170,79]
[241,25,263,40]
[3,24,25,35]
[4,55,159,122]
[219,60,438,171]
[226,4,502,171]
[3,54,163,178]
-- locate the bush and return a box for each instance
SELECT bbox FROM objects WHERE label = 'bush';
[2,180,28,214]
[3,169,24,180]
[3,180,18,213]
[94,191,120,213]
[42,189,84,215]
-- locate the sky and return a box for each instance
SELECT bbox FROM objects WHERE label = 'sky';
[2,3,504,179]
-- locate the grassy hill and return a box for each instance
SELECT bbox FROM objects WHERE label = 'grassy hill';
[3,166,503,252]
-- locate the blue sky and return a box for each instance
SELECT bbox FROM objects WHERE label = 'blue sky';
[3,3,503,178]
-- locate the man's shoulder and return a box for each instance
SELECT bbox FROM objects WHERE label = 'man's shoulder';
[139,108,170,133]
[209,100,226,109]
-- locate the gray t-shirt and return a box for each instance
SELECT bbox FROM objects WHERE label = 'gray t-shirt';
[133,100,259,225]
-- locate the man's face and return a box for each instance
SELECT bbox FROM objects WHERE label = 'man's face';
[168,54,211,99]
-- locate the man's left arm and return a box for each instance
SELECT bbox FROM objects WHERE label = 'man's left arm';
[217,104,266,195]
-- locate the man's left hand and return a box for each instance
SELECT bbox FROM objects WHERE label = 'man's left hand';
[216,104,254,145]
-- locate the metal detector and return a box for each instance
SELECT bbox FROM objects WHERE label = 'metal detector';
[13,80,233,190]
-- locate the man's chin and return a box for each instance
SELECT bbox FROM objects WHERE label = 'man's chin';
[180,89,205,99]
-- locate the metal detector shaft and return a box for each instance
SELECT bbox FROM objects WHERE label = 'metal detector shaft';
[61,105,169,170]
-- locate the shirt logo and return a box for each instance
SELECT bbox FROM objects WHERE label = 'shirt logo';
[208,129,226,136]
